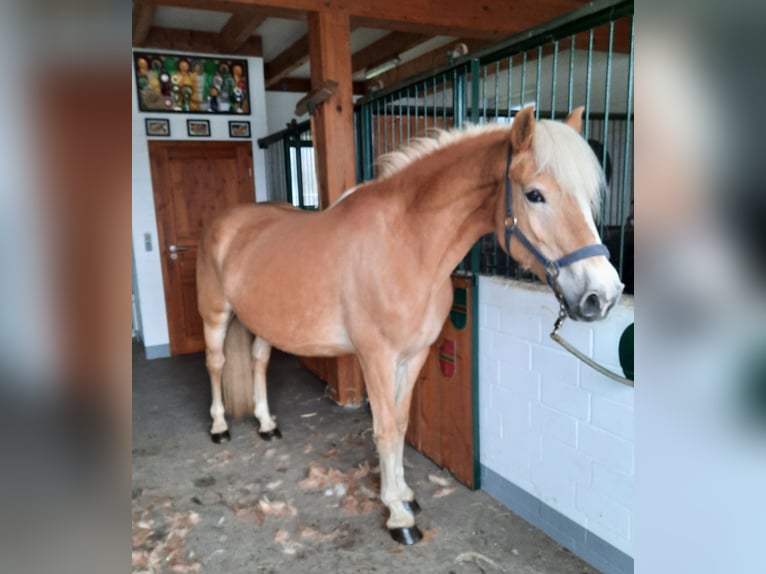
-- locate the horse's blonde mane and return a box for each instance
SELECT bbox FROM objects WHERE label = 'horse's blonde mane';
[375,119,604,215]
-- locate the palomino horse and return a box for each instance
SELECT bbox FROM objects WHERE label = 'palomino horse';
[196,106,624,544]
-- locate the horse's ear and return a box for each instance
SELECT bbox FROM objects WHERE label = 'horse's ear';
[511,105,535,151]
[565,106,585,133]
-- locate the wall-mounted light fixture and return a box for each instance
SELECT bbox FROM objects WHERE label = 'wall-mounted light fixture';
[364,56,401,80]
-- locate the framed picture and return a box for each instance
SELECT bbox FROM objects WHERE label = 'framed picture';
[187,119,210,137]
[134,51,251,115]
[145,118,170,137]
[229,121,251,138]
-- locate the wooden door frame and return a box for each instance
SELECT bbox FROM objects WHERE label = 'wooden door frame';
[148,140,254,355]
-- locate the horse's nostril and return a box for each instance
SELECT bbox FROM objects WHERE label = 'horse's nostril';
[579,291,603,319]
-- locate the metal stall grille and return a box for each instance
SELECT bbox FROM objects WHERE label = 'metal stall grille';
[258,121,320,210]
[355,0,634,292]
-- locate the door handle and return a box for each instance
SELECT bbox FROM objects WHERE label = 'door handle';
[169,245,189,253]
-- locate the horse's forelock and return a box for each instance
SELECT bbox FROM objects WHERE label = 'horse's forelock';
[531,120,605,218]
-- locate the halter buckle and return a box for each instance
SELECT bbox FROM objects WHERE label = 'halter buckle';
[504,216,517,230]
[546,261,560,279]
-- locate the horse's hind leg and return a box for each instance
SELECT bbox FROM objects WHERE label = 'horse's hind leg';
[252,336,281,440]
[203,309,232,443]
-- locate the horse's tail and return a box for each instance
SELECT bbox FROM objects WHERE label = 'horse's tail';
[222,316,254,419]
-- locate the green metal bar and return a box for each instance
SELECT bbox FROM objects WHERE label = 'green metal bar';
[383,95,388,155]
[362,103,374,181]
[584,27,594,140]
[282,137,293,206]
[568,34,575,111]
[535,46,542,119]
[407,86,412,143]
[442,73,447,128]
[551,40,559,118]
[506,55,513,119]
[294,140,305,208]
[424,83,429,133]
[521,51,527,108]
[618,16,634,278]
[414,84,419,137]
[468,58,482,489]
[599,20,614,237]
[494,61,500,121]
[482,64,488,121]
[433,76,438,130]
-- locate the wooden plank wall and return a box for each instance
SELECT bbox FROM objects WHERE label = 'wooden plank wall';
[406,275,475,488]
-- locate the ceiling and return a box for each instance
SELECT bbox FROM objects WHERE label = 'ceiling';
[132,0,598,94]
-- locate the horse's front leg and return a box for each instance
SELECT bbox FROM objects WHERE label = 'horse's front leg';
[393,348,430,516]
[358,351,421,544]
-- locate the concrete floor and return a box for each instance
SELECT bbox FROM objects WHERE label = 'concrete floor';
[132,342,597,574]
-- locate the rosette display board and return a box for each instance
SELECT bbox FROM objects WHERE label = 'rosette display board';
[134,52,250,115]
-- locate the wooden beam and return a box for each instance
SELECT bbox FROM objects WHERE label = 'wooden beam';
[218,7,268,53]
[134,0,306,20]
[264,34,310,88]
[351,32,429,74]
[365,19,631,91]
[136,26,263,57]
[368,38,494,89]
[266,77,366,96]
[307,10,365,405]
[132,3,156,46]
[137,0,588,38]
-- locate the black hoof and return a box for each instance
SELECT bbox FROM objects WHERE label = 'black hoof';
[211,430,231,444]
[402,499,421,515]
[389,525,423,545]
[258,427,282,441]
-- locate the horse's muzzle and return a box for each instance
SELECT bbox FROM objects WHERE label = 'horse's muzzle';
[574,284,624,322]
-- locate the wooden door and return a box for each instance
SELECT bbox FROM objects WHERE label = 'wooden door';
[149,141,254,355]
[406,275,477,488]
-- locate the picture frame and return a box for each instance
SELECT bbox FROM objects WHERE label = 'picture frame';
[134,51,251,115]
[145,118,170,137]
[187,119,211,137]
[229,121,251,138]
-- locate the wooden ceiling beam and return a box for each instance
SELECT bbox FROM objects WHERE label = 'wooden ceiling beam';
[133,0,306,20]
[264,34,310,88]
[218,7,268,53]
[264,19,362,88]
[368,38,494,89]
[351,32,429,74]
[136,0,586,38]
[135,26,263,57]
[132,3,156,45]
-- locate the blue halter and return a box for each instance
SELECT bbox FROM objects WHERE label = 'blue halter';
[503,145,610,291]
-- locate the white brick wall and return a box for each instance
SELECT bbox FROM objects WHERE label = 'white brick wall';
[479,276,634,556]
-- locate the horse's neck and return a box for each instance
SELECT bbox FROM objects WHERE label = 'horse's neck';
[396,136,505,277]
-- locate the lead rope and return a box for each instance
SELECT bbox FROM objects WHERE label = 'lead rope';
[550,291,634,387]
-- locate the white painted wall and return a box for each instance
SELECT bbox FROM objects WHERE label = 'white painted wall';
[131,51,269,350]
[265,91,306,134]
[479,276,634,556]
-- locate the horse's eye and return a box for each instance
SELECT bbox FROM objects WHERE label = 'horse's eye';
[525,189,546,203]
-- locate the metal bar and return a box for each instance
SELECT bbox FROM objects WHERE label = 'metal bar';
[535,46,542,119]
[482,64,488,121]
[494,61,500,121]
[506,55,513,119]
[568,34,575,111]
[282,137,293,206]
[383,94,388,155]
[407,86,412,143]
[584,27,594,140]
[599,20,614,237]
[257,120,312,148]
[294,139,305,208]
[618,16,634,277]
[551,40,559,118]
[521,51,527,108]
